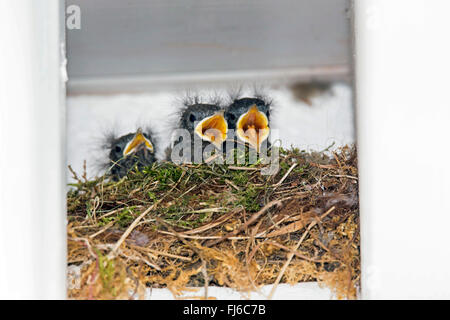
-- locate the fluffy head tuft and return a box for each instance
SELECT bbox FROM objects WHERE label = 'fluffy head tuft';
[96,127,157,180]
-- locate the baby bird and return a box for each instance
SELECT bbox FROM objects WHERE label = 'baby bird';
[169,102,228,163]
[224,97,272,153]
[107,128,156,179]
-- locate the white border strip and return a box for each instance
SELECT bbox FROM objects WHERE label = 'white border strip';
[146,283,334,300]
[0,1,66,299]
[355,0,450,299]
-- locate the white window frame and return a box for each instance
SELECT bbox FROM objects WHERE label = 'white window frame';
[0,1,66,299]
[1,0,450,300]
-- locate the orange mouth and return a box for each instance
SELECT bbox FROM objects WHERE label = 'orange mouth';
[123,129,154,156]
[236,105,270,152]
[194,112,228,148]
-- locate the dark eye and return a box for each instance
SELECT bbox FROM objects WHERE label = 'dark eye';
[115,145,122,153]
[189,113,196,122]
[229,113,236,121]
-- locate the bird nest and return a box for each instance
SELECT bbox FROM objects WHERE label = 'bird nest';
[67,145,360,299]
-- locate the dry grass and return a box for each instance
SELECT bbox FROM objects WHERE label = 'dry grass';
[67,145,360,299]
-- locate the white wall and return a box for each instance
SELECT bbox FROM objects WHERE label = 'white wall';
[355,0,450,299]
[0,1,66,299]
[66,83,354,181]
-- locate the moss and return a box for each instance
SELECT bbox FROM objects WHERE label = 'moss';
[231,171,250,186]
[99,207,136,228]
[142,163,184,190]
[97,250,117,296]
[237,185,262,212]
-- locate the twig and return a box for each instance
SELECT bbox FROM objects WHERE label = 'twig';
[227,166,259,171]
[268,206,336,299]
[333,151,342,169]
[202,260,209,299]
[68,165,83,185]
[69,237,97,260]
[135,246,192,262]
[107,201,160,259]
[224,179,241,191]
[310,163,337,169]
[156,230,271,240]
[246,240,267,265]
[119,250,161,271]
[185,207,227,214]
[330,174,358,180]
[107,170,186,259]
[273,163,297,188]
[265,240,331,263]
[205,199,283,247]
[183,209,239,235]
[89,220,115,239]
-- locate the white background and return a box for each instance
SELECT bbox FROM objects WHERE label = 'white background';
[355,0,450,299]
[0,1,66,299]
[67,83,354,181]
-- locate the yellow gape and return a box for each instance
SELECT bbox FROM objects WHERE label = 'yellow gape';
[194,112,228,148]
[236,105,270,152]
[123,129,154,156]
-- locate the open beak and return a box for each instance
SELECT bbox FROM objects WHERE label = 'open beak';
[236,105,270,152]
[123,128,154,156]
[194,112,228,148]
